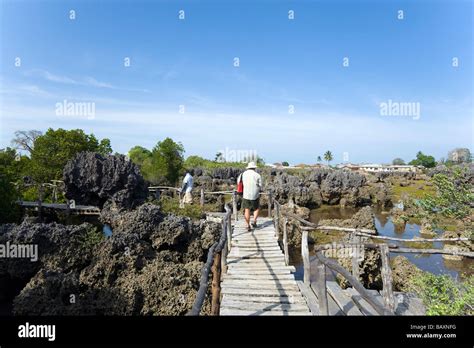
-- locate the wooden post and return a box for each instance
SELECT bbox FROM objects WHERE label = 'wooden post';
[227,212,232,252]
[274,203,280,238]
[313,256,329,315]
[221,240,228,275]
[52,185,57,203]
[232,191,238,221]
[200,188,204,207]
[268,192,272,217]
[66,198,71,217]
[283,218,289,266]
[351,235,360,280]
[302,230,311,284]
[380,244,395,312]
[210,251,222,315]
[37,185,43,221]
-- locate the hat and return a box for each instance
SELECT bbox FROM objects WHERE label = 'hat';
[246,161,257,169]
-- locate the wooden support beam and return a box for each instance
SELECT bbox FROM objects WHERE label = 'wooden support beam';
[283,218,289,266]
[227,211,232,252]
[380,244,395,312]
[351,235,360,280]
[316,252,393,315]
[268,192,272,218]
[211,251,222,315]
[232,191,238,221]
[187,242,217,316]
[302,230,310,284]
[314,256,329,315]
[221,241,228,275]
[389,248,474,258]
[274,203,280,238]
[37,185,43,221]
[305,225,470,243]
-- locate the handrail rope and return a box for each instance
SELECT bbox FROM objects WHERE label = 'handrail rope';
[186,204,232,316]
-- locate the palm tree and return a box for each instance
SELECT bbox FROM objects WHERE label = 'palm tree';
[324,151,333,166]
[215,152,224,162]
[317,156,322,163]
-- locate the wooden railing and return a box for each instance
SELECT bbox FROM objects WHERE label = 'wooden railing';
[187,204,232,316]
[267,192,473,316]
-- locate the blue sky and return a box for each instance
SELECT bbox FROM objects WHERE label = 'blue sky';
[0,0,472,164]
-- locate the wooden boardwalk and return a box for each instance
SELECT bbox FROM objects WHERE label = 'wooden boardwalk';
[220,217,311,316]
[18,201,100,215]
[218,216,425,316]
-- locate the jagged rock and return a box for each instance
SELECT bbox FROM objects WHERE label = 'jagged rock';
[349,206,377,232]
[63,152,148,209]
[391,256,423,292]
[0,221,97,281]
[318,206,377,233]
[9,205,221,315]
[338,248,382,290]
[419,219,437,237]
[428,163,474,184]
[320,171,366,205]
[210,168,241,180]
[188,166,394,208]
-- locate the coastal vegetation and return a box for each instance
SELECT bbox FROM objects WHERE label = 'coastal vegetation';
[410,273,474,315]
[409,151,436,168]
[323,150,333,165]
[128,138,185,185]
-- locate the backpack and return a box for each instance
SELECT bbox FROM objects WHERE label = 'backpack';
[236,173,244,194]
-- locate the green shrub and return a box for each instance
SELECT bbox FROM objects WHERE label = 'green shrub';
[417,168,473,220]
[0,175,21,223]
[157,196,206,220]
[76,225,105,251]
[410,273,474,315]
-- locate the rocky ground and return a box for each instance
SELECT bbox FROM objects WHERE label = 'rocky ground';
[0,152,221,315]
[193,167,393,208]
[63,151,149,209]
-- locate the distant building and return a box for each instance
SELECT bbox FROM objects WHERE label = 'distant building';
[358,164,418,173]
[336,163,360,171]
[311,163,330,169]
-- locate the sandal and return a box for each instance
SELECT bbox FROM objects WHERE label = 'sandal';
[252,222,257,228]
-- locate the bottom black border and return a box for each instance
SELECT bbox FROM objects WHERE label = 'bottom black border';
[0,315,472,346]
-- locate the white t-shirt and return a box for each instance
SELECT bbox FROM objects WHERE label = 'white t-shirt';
[240,169,262,200]
[182,173,193,193]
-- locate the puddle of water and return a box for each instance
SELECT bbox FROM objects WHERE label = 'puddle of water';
[291,205,473,279]
[103,224,113,237]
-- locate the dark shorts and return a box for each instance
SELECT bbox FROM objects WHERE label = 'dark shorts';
[242,198,260,211]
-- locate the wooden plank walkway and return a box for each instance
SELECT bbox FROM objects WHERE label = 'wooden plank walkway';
[18,201,100,215]
[220,217,311,316]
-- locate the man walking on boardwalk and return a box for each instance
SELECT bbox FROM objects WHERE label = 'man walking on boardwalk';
[180,169,194,204]
[238,161,262,231]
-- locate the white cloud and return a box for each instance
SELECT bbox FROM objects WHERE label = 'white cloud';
[26,69,78,84]
[1,103,471,163]
[83,77,115,89]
